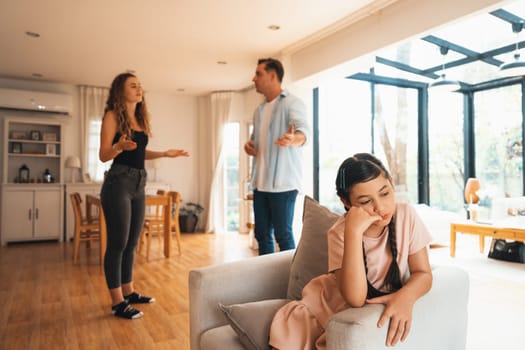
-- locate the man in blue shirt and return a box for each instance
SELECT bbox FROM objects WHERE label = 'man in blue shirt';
[244,58,310,255]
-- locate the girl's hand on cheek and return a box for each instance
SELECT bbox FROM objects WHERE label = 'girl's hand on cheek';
[345,206,381,238]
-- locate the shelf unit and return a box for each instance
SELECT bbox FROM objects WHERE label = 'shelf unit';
[3,117,63,184]
[1,117,64,245]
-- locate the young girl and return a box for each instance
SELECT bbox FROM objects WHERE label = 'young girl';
[269,153,433,349]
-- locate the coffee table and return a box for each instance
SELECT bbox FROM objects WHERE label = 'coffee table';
[449,220,525,257]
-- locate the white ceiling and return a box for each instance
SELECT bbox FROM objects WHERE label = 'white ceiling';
[0,0,382,95]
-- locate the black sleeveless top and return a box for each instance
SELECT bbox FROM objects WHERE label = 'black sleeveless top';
[112,130,148,169]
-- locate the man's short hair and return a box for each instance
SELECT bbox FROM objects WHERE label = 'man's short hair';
[258,58,284,82]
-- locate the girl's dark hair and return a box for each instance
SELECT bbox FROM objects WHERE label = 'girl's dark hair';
[104,72,151,137]
[335,153,402,297]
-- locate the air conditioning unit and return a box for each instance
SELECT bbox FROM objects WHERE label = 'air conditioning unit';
[0,88,73,115]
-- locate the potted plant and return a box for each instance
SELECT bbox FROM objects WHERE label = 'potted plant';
[179,201,204,233]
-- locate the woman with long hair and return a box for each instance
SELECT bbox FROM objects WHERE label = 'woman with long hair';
[99,72,189,319]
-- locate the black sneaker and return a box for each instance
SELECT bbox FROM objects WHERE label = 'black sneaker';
[124,292,156,304]
[111,301,143,319]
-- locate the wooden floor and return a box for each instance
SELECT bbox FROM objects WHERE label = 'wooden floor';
[1,233,524,349]
[0,233,256,350]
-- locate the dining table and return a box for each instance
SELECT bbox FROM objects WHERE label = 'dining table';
[85,194,173,266]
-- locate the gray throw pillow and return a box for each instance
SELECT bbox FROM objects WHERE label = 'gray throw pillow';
[286,196,340,300]
[218,299,290,350]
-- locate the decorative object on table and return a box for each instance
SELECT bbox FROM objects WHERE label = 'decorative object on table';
[10,131,26,139]
[18,164,30,183]
[179,201,204,233]
[42,132,57,141]
[30,130,41,141]
[42,168,54,183]
[488,239,525,263]
[464,177,480,221]
[11,142,22,153]
[45,143,56,155]
[65,155,81,183]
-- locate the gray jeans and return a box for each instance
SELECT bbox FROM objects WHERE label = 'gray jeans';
[100,163,147,289]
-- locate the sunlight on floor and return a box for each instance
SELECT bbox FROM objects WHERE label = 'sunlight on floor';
[429,235,525,350]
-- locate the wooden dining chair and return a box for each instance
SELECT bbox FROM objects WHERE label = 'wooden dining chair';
[70,192,100,264]
[167,191,182,255]
[139,194,172,260]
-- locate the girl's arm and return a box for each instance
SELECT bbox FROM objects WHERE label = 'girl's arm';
[145,149,189,160]
[99,111,137,162]
[334,207,381,307]
[367,247,432,347]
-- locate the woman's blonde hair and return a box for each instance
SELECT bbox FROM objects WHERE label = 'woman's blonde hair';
[104,72,152,137]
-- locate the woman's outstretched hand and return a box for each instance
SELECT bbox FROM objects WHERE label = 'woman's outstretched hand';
[164,149,190,158]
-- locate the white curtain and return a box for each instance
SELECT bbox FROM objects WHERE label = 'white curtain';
[79,85,109,181]
[206,91,234,233]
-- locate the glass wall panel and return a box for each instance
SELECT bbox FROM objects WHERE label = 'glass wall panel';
[474,85,523,204]
[317,79,371,214]
[373,85,419,204]
[428,91,464,213]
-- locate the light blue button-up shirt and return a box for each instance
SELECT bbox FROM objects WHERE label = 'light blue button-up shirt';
[249,89,310,193]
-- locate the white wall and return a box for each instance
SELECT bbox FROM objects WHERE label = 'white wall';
[145,92,198,203]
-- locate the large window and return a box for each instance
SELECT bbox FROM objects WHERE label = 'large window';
[317,78,371,213]
[428,91,464,213]
[317,79,421,212]
[475,85,523,200]
[87,120,107,182]
[223,122,240,232]
[373,85,419,204]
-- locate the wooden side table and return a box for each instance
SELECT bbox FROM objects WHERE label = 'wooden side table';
[450,221,525,257]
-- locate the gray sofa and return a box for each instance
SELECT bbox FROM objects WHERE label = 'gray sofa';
[189,197,470,350]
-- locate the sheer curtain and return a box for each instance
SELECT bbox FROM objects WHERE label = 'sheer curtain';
[206,91,234,233]
[79,85,109,182]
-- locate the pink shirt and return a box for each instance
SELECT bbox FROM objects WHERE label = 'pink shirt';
[327,202,432,291]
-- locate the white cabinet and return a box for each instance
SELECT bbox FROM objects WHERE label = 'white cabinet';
[1,185,62,245]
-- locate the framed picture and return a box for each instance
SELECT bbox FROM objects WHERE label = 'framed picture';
[11,142,22,153]
[30,130,41,141]
[10,131,26,140]
[46,143,56,155]
[42,132,57,141]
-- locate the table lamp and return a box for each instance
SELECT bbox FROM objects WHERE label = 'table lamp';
[65,155,81,183]
[464,178,480,221]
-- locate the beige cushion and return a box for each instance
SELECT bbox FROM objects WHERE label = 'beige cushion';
[286,196,340,300]
[218,299,290,350]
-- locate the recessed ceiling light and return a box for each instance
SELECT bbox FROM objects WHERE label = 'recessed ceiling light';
[217,61,227,65]
[267,25,280,31]
[32,73,43,78]
[126,69,136,74]
[25,31,40,38]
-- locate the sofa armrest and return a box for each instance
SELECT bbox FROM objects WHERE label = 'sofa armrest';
[189,250,294,350]
[326,266,469,350]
